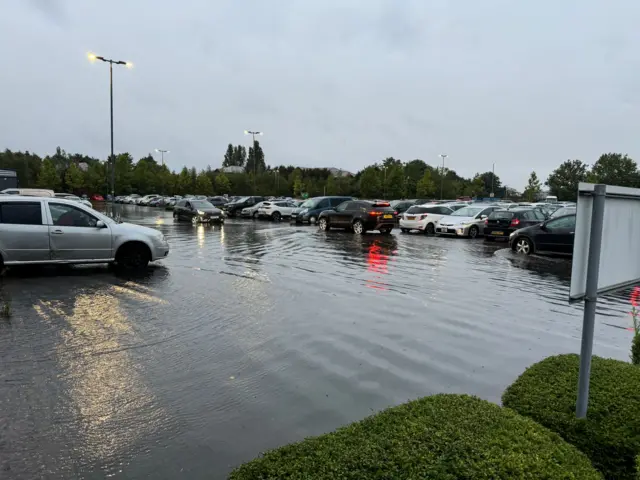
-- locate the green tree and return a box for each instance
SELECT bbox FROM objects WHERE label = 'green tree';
[463,174,485,197]
[195,171,213,195]
[359,166,382,198]
[232,145,246,167]
[523,171,542,201]
[590,153,638,187]
[325,174,337,195]
[222,144,235,167]
[38,157,61,190]
[246,141,266,174]
[214,173,231,194]
[478,171,502,196]
[546,159,588,201]
[416,170,436,198]
[384,164,404,199]
[177,167,192,195]
[85,161,107,194]
[64,163,85,194]
[114,153,134,195]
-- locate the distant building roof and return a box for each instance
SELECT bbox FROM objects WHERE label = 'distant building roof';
[328,167,353,177]
[0,169,17,177]
[221,166,245,174]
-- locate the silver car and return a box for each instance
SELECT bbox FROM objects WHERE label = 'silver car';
[0,196,170,269]
[436,205,502,238]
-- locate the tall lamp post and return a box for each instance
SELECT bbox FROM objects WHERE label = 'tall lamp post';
[88,52,132,205]
[155,149,169,167]
[439,154,448,200]
[244,130,263,194]
[491,163,496,198]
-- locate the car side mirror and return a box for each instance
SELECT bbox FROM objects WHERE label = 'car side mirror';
[96,220,106,228]
[480,215,488,220]
[540,222,548,231]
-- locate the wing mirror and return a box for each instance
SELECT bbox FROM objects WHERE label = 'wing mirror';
[480,215,488,220]
[540,222,548,231]
[96,220,106,228]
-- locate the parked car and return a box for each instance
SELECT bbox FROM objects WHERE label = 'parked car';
[241,201,267,219]
[206,196,227,208]
[509,214,576,255]
[291,196,353,224]
[318,200,397,234]
[173,199,224,224]
[90,194,105,202]
[258,200,298,221]
[436,205,502,238]
[390,200,415,215]
[138,194,161,206]
[124,194,141,204]
[484,208,546,241]
[436,202,469,211]
[54,193,93,208]
[399,205,454,234]
[0,196,169,269]
[550,206,576,218]
[223,196,264,218]
[1,188,54,197]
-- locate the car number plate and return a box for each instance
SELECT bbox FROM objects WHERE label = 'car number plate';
[406,216,415,220]
[383,214,393,219]
[493,231,503,235]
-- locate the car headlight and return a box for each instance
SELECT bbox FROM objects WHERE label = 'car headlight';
[197,210,205,215]
[299,208,308,214]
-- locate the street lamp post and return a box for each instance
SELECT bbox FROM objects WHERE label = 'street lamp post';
[491,163,495,197]
[88,52,132,205]
[439,154,448,200]
[244,130,263,194]
[155,149,169,167]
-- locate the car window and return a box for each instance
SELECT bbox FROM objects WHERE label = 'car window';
[176,200,185,207]
[49,203,98,227]
[532,209,546,220]
[317,199,330,208]
[185,202,192,209]
[0,202,42,225]
[489,210,513,219]
[547,215,576,229]
[335,202,349,212]
[479,208,495,217]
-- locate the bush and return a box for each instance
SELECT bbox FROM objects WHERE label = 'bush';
[503,354,640,479]
[632,335,640,365]
[230,394,601,479]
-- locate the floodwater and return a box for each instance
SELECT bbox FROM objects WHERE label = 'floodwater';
[0,205,635,479]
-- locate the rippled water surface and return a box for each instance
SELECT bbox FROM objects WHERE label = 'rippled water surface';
[0,205,635,478]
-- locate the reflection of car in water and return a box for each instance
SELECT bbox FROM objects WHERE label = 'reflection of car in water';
[173,199,224,224]
[318,200,397,234]
[484,208,545,241]
[509,214,575,255]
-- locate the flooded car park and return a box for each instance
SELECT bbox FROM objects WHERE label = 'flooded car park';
[0,205,635,479]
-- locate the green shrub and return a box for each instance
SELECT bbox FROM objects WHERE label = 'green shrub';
[503,354,640,479]
[230,394,601,479]
[632,335,640,365]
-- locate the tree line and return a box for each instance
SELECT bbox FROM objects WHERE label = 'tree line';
[0,145,634,201]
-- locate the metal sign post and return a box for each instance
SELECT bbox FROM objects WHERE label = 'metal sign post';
[575,184,606,418]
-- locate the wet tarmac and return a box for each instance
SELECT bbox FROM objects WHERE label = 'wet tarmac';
[0,205,635,479]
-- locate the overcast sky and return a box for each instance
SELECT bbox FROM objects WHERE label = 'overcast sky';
[1,0,638,189]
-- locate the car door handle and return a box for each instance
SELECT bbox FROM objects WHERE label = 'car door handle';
[51,229,64,235]
[570,232,575,235]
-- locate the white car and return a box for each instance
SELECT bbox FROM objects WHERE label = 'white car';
[258,200,298,221]
[241,201,267,219]
[436,205,502,238]
[54,193,93,208]
[138,194,161,205]
[399,205,454,234]
[0,196,169,269]
[124,194,141,204]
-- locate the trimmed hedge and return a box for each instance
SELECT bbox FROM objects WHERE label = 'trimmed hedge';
[230,394,601,479]
[503,354,640,480]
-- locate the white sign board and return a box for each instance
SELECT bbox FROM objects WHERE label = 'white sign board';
[570,183,640,301]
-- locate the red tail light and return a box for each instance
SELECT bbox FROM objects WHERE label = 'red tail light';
[510,218,520,227]
[393,211,398,215]
[484,219,488,225]
[369,211,383,216]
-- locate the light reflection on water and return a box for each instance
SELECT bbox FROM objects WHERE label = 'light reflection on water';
[0,205,636,479]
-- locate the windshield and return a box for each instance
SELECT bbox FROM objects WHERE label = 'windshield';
[451,206,484,217]
[191,200,214,209]
[300,199,317,208]
[406,206,430,214]
[551,207,576,218]
[489,211,513,219]
[233,196,249,203]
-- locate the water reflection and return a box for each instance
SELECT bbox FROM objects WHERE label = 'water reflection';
[365,241,393,291]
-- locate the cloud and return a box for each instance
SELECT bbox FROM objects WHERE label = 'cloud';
[0,0,639,189]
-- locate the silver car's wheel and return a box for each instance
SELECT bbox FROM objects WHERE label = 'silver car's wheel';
[308,215,317,224]
[514,237,533,255]
[468,226,479,238]
[353,220,364,234]
[191,216,198,225]
[318,218,328,230]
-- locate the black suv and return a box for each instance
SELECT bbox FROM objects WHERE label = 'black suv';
[318,200,397,234]
[223,196,264,217]
[484,207,545,241]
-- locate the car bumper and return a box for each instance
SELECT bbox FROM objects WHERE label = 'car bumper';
[151,243,170,261]
[484,227,515,239]
[437,225,470,236]
[399,218,428,230]
[196,214,224,223]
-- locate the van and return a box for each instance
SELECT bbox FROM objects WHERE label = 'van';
[291,196,353,224]
[545,195,558,204]
[1,188,55,197]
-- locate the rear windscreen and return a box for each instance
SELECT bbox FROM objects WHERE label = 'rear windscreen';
[489,211,513,219]
[406,206,430,214]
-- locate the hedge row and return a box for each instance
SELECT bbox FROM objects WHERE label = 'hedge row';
[230,394,600,479]
[503,354,640,480]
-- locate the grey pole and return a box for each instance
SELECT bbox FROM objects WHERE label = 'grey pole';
[109,61,115,203]
[491,163,495,196]
[439,154,448,200]
[575,183,606,418]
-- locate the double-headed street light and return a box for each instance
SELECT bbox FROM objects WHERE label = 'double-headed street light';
[244,130,263,193]
[155,149,170,167]
[88,52,132,202]
[439,154,448,200]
